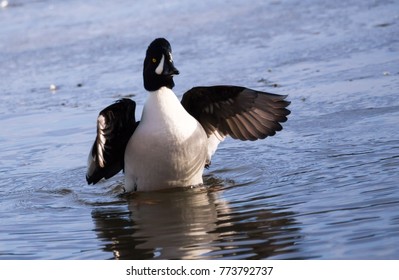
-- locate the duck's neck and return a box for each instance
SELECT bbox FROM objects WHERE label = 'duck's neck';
[147,86,178,102]
[142,87,182,121]
[143,73,175,91]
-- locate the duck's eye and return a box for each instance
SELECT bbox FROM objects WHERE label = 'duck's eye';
[152,58,157,63]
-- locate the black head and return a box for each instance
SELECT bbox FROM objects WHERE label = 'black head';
[143,38,180,91]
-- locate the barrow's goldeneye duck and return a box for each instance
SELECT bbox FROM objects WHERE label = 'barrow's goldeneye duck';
[86,38,291,192]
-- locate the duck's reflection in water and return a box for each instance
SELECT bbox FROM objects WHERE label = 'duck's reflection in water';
[92,185,301,259]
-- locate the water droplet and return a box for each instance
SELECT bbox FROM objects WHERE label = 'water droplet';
[1,1,8,9]
[50,84,57,92]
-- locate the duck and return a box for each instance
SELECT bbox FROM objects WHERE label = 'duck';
[86,38,291,192]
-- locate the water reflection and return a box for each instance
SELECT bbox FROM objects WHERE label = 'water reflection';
[92,183,301,259]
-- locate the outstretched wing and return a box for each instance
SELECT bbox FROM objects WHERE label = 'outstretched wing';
[181,86,291,141]
[86,98,138,185]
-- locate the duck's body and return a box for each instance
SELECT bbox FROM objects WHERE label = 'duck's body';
[124,87,208,192]
[86,38,291,192]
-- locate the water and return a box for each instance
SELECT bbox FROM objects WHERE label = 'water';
[1,0,399,259]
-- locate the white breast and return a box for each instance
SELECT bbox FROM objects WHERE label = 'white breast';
[124,87,208,192]
[142,87,199,138]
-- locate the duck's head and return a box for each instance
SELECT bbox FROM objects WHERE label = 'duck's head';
[143,38,180,91]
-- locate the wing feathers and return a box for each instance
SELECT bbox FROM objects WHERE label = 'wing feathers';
[86,98,137,185]
[97,115,107,168]
[181,86,290,141]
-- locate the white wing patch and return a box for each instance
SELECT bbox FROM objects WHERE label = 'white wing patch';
[155,54,165,75]
[97,114,106,167]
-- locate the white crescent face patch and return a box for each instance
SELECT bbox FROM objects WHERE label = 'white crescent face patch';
[155,54,165,75]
